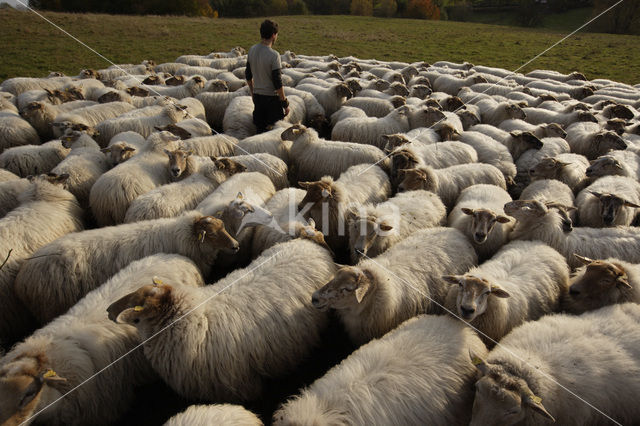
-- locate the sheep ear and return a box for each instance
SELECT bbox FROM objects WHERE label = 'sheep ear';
[378,222,393,232]
[100,147,111,153]
[442,275,461,285]
[321,188,331,198]
[124,146,136,153]
[354,277,370,303]
[115,306,144,325]
[236,192,244,201]
[298,181,312,189]
[461,207,474,216]
[470,353,490,375]
[616,273,632,289]
[41,369,67,390]
[496,215,511,223]
[509,131,521,137]
[307,218,316,228]
[490,285,510,298]
[573,254,594,265]
[524,393,556,423]
[624,200,640,208]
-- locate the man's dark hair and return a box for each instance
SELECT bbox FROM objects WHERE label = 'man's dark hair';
[260,19,278,40]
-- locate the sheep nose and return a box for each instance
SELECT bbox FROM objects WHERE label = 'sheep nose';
[528,169,536,176]
[604,215,614,224]
[311,294,320,306]
[171,168,180,176]
[460,306,475,317]
[569,287,580,296]
[231,243,240,252]
[474,232,486,242]
[563,222,573,233]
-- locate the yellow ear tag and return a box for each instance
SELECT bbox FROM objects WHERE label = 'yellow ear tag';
[43,370,57,378]
[472,356,483,366]
[134,306,144,312]
[152,277,163,286]
[530,395,542,404]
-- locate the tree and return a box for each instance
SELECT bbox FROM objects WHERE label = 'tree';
[268,0,288,15]
[287,0,309,14]
[406,0,440,19]
[592,0,640,34]
[374,0,398,16]
[351,0,374,14]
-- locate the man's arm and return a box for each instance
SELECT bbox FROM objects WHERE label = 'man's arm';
[245,62,254,96]
[272,68,289,116]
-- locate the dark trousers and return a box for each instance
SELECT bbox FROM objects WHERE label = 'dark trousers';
[252,94,285,134]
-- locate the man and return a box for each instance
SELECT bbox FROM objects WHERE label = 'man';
[245,19,290,134]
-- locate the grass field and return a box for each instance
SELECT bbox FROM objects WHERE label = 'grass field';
[1,7,639,84]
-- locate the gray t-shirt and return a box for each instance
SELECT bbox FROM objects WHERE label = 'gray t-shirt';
[247,43,282,96]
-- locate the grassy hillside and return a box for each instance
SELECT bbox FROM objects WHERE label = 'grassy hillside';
[1,7,639,84]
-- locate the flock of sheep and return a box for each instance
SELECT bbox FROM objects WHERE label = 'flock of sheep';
[0,44,640,425]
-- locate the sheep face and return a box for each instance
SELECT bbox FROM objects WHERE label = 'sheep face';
[470,359,555,426]
[568,71,587,81]
[504,200,573,232]
[528,157,568,180]
[98,91,125,103]
[101,143,136,165]
[575,86,594,100]
[312,267,373,310]
[563,255,632,314]
[165,104,189,123]
[509,131,543,150]
[19,101,45,119]
[505,104,526,120]
[344,79,362,94]
[605,118,628,135]
[457,110,481,129]
[397,168,435,193]
[280,124,306,142]
[125,86,149,97]
[165,75,186,86]
[543,123,566,138]
[437,123,459,141]
[211,157,247,176]
[373,79,391,91]
[594,132,627,152]
[391,150,420,178]
[79,69,100,79]
[347,213,394,262]
[0,359,68,426]
[298,180,334,211]
[461,208,511,244]
[443,96,464,112]
[409,85,431,100]
[155,124,192,140]
[106,280,174,333]
[422,107,446,127]
[193,216,239,252]
[164,148,192,179]
[443,275,509,321]
[294,220,333,255]
[388,82,409,97]
[586,156,623,178]
[204,79,229,93]
[382,134,410,152]
[390,96,406,108]
[226,192,274,235]
[576,111,598,123]
[52,87,84,103]
[589,191,640,226]
[142,75,162,85]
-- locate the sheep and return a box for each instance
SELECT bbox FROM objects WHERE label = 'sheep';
[433,74,488,96]
[505,199,640,269]
[312,227,477,344]
[195,90,247,130]
[519,179,576,224]
[14,211,238,324]
[89,131,181,226]
[511,136,571,196]
[586,150,640,180]
[347,189,447,262]
[398,163,507,210]
[470,303,640,426]
[273,314,487,426]
[0,174,83,344]
[283,87,327,129]
[526,69,588,82]
[468,124,543,161]
[140,76,206,99]
[195,171,276,217]
[0,168,18,183]
[52,102,136,135]
[0,76,73,96]
[331,106,411,149]
[448,184,514,261]
[222,96,257,140]
[575,175,640,227]
[216,153,288,189]
[562,255,640,314]
[0,140,70,177]
[443,240,569,345]
[407,106,464,133]
[497,119,567,139]
[101,131,146,166]
[95,104,188,147]
[0,112,40,152]
[282,124,389,182]
[19,100,98,140]
[330,105,368,128]
[295,82,352,117]
[297,164,391,253]
[106,239,336,402]
[454,131,517,182]
[156,118,212,140]
[181,134,239,158]
[528,153,590,193]
[251,188,331,257]
[475,99,526,126]
[457,104,482,129]
[0,254,204,426]
[564,122,627,160]
[214,71,247,92]
[0,178,30,218]
[50,129,110,208]
[525,79,594,99]
[165,405,263,426]
[123,161,232,223]
[342,96,404,118]
[521,107,598,127]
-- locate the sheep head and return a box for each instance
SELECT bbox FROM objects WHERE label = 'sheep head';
[101,142,136,165]
[443,274,509,321]
[528,157,570,180]
[223,192,274,235]
[470,356,555,426]
[397,167,436,193]
[373,79,390,91]
[461,208,511,244]
[334,83,353,100]
[295,219,333,256]
[390,96,406,108]
[457,109,481,129]
[79,69,100,79]
[98,91,125,103]
[155,124,191,140]
[142,75,162,85]
[126,86,149,97]
[538,93,558,102]
[504,200,574,232]
[20,101,45,118]
[568,71,588,81]
[165,75,186,86]
[298,179,335,212]
[193,216,239,252]
[543,123,566,138]
[312,266,374,310]
[594,131,627,152]
[0,357,68,426]
[576,86,594,100]
[344,78,362,94]
[509,131,543,150]
[383,134,411,152]
[589,191,640,226]
[52,87,84,103]
[422,107,446,127]
[388,82,409,97]
[204,79,229,93]
[586,156,623,178]
[27,172,70,188]
[473,75,489,84]
[347,210,394,262]
[164,148,193,179]
[107,278,173,328]
[409,84,431,100]
[605,118,628,135]
[576,111,598,123]
[211,157,247,176]
[442,96,464,112]
[280,124,307,141]
[563,255,632,314]
[437,122,460,141]
[391,149,420,175]
[505,103,526,120]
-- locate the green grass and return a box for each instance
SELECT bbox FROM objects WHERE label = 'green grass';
[1,8,639,84]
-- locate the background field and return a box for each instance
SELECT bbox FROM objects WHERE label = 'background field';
[1,7,639,84]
